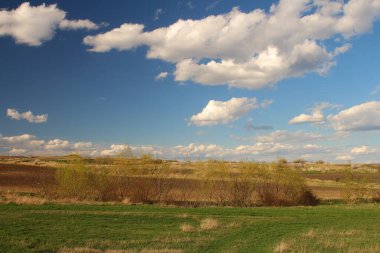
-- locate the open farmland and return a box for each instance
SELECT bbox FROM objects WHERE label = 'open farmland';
[0,156,380,204]
[1,157,380,252]
[1,203,380,253]
[1,157,379,204]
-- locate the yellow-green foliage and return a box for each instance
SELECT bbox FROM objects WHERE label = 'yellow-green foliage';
[341,169,372,203]
[53,157,318,206]
[254,160,316,206]
[56,158,93,199]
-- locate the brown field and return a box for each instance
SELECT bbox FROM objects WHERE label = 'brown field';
[303,172,380,183]
[0,163,56,191]
[1,155,379,206]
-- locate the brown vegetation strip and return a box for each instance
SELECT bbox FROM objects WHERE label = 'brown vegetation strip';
[303,172,380,183]
[0,163,56,188]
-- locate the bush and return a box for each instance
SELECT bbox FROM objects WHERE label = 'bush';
[53,158,319,207]
[255,163,318,206]
[56,164,93,200]
[341,170,372,203]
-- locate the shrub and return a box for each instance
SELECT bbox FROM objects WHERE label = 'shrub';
[341,169,372,203]
[230,175,253,207]
[255,163,318,206]
[56,162,93,200]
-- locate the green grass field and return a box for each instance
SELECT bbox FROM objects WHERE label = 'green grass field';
[1,203,379,253]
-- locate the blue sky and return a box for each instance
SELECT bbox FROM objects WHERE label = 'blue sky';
[0,0,380,162]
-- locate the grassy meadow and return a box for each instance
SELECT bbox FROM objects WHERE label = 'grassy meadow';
[0,203,380,253]
[0,156,380,252]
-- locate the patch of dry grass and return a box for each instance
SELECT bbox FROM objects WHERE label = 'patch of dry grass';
[303,228,316,238]
[140,249,182,253]
[199,218,219,231]
[59,247,103,253]
[0,193,47,205]
[175,213,189,219]
[274,228,380,253]
[273,241,290,253]
[180,223,194,232]
[59,248,182,253]
[106,250,136,253]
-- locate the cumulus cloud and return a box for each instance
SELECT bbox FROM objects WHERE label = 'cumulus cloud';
[289,102,340,125]
[351,145,375,155]
[189,97,269,126]
[335,155,353,161]
[155,71,169,80]
[235,142,294,155]
[73,142,94,149]
[9,148,27,155]
[172,143,227,158]
[328,101,380,131]
[7,108,48,123]
[0,133,97,156]
[59,19,99,30]
[255,130,324,143]
[84,0,380,89]
[45,139,70,150]
[1,132,378,162]
[304,144,322,150]
[1,134,36,143]
[99,142,299,160]
[289,110,324,125]
[100,144,161,156]
[0,2,99,46]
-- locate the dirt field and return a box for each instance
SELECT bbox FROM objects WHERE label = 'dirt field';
[303,172,380,183]
[0,163,56,191]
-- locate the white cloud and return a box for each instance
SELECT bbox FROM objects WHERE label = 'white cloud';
[0,134,45,154]
[335,155,353,161]
[304,144,322,150]
[351,145,375,155]
[73,142,94,149]
[29,140,45,147]
[155,71,169,80]
[0,133,379,162]
[328,101,380,131]
[7,108,48,123]
[100,144,161,156]
[235,142,294,155]
[289,102,340,125]
[100,144,127,156]
[9,148,27,155]
[2,134,36,143]
[0,134,95,156]
[255,130,323,143]
[59,19,99,30]
[83,0,380,89]
[45,139,70,150]
[289,110,324,125]
[172,143,227,158]
[0,2,99,46]
[189,97,267,126]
